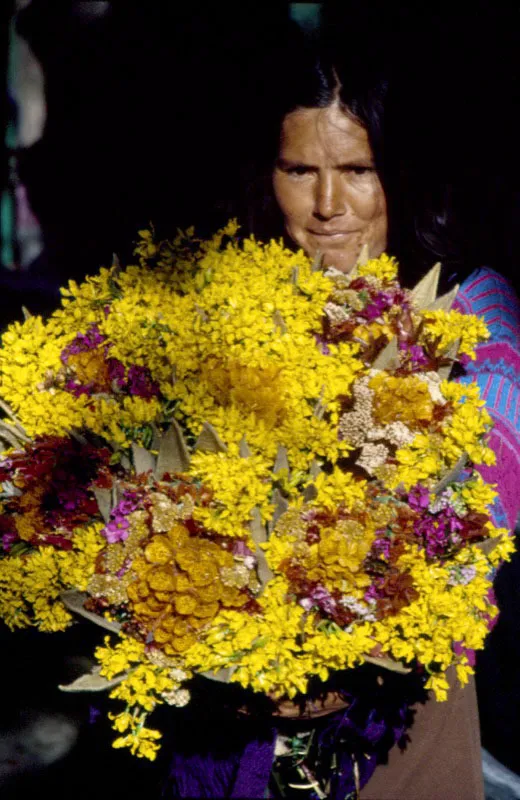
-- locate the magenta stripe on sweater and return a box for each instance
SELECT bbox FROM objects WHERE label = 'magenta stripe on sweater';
[457,268,520,532]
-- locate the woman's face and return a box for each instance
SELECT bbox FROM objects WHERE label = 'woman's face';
[273,103,388,272]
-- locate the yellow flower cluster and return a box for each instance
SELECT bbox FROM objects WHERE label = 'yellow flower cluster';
[184,532,514,703]
[189,450,273,539]
[184,576,373,698]
[383,379,495,490]
[0,223,507,761]
[440,381,495,465]
[370,535,514,699]
[312,469,367,512]
[370,373,434,427]
[96,635,180,760]
[357,253,398,282]
[0,525,104,631]
[419,309,490,359]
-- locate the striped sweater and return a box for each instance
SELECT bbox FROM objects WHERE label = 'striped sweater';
[454,267,520,532]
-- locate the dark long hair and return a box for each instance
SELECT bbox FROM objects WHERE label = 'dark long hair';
[237,29,468,289]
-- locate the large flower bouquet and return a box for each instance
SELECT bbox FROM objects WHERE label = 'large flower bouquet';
[0,221,512,759]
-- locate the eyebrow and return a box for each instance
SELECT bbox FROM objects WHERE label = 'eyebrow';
[276,157,375,170]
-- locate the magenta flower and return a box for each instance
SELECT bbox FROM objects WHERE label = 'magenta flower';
[300,585,337,615]
[2,531,18,552]
[107,358,126,389]
[371,534,392,560]
[104,514,130,543]
[127,365,160,398]
[413,506,465,558]
[408,485,430,511]
[61,324,107,363]
[399,342,429,367]
[101,491,141,543]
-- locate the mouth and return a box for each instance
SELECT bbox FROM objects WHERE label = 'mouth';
[307,230,359,242]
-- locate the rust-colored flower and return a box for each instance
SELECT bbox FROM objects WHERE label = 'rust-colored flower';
[377,570,419,615]
[125,519,251,654]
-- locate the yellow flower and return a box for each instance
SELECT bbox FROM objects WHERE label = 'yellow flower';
[419,309,489,359]
[357,253,398,282]
[312,468,366,511]
[460,474,498,514]
[369,373,434,426]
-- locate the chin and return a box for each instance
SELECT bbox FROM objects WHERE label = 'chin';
[321,250,358,273]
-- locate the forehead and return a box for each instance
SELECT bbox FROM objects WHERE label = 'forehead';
[279,105,373,163]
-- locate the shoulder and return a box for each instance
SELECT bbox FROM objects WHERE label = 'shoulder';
[454,267,520,439]
[454,270,520,529]
[455,267,520,349]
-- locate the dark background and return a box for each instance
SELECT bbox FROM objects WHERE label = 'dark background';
[1,1,520,794]
[3,1,520,309]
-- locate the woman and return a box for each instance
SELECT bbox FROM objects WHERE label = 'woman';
[164,39,520,800]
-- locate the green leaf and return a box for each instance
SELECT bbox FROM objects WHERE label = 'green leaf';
[7,541,32,557]
[59,665,132,693]
[155,420,191,477]
[249,507,274,588]
[194,421,228,454]
[60,590,121,633]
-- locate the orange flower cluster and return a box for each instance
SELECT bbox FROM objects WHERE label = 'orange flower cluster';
[127,522,250,655]
[66,350,112,393]
[370,374,434,426]
[15,486,46,541]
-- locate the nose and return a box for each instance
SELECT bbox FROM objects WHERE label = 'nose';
[313,172,345,220]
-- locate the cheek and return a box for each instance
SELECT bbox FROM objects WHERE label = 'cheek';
[273,176,310,226]
[352,184,387,225]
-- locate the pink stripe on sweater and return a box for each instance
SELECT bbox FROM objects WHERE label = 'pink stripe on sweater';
[463,272,513,294]
[469,294,518,315]
[485,316,520,338]
[475,341,520,370]
[479,422,520,530]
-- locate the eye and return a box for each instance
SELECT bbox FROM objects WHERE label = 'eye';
[286,165,312,177]
[345,165,374,176]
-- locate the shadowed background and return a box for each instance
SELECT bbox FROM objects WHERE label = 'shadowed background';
[1,2,520,797]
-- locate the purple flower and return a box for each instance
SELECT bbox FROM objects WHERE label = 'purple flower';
[300,585,337,615]
[116,558,132,578]
[127,365,160,398]
[107,358,126,389]
[412,503,465,558]
[232,541,255,558]
[101,490,141,543]
[453,640,476,666]
[364,584,381,602]
[314,334,331,355]
[399,342,429,367]
[408,485,430,511]
[361,291,394,321]
[2,531,18,552]
[371,535,391,560]
[64,379,91,398]
[114,492,139,517]
[104,514,130,543]
[448,565,477,586]
[61,325,107,363]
